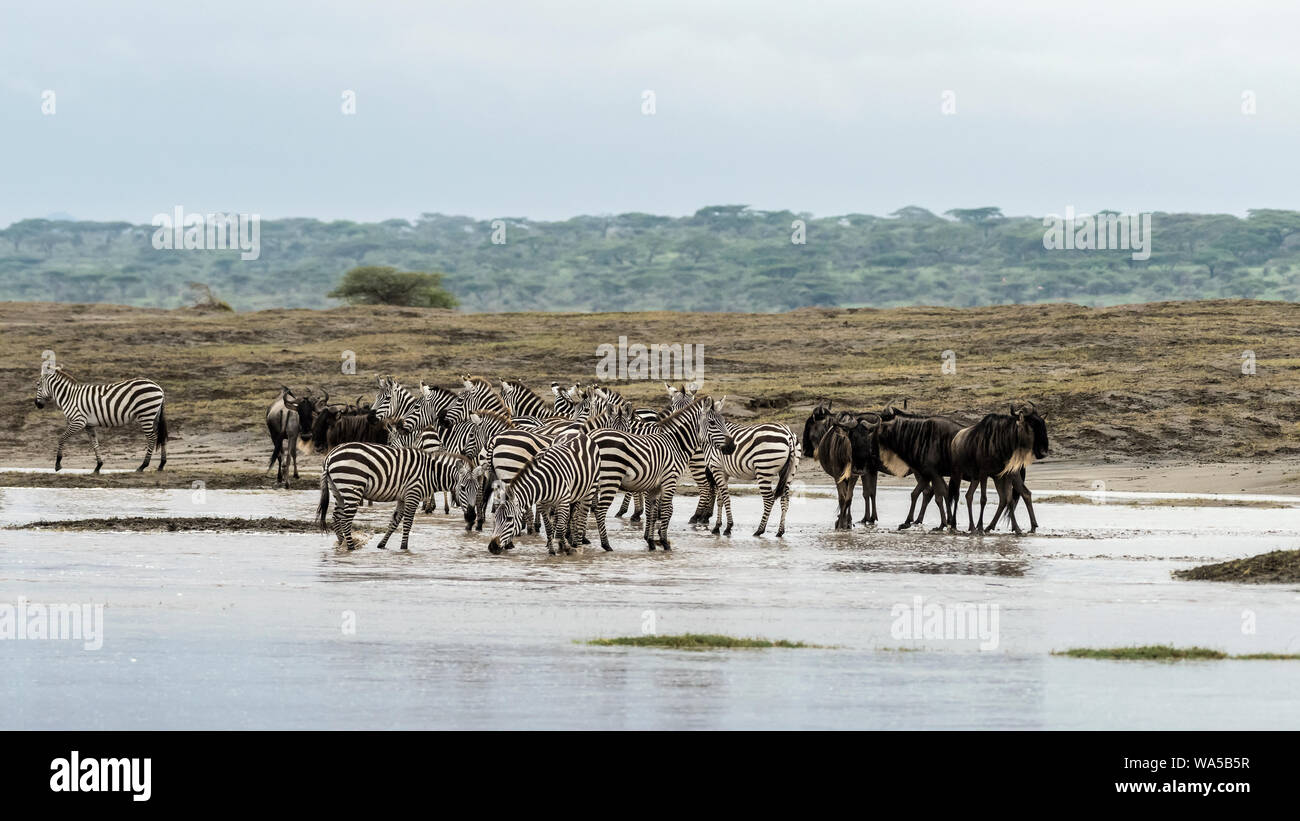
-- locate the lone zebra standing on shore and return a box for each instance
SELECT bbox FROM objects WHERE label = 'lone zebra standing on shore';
[33,365,168,473]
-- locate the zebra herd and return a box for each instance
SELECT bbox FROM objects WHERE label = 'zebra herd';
[316,376,799,554]
[29,364,1050,551]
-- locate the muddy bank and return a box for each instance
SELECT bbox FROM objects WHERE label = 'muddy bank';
[9,516,318,533]
[1174,549,1300,583]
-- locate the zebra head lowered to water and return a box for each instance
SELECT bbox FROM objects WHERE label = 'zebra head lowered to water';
[34,365,168,473]
[487,431,601,556]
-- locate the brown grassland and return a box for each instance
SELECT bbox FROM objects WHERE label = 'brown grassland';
[2,299,1299,490]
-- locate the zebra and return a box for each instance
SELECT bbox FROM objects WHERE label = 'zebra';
[317,443,481,550]
[34,365,169,473]
[611,382,699,521]
[372,376,457,436]
[551,382,588,419]
[478,427,554,533]
[500,379,550,420]
[440,375,510,429]
[587,395,718,551]
[488,431,601,556]
[702,397,798,538]
[386,423,448,514]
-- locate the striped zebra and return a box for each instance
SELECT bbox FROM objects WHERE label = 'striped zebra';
[478,427,553,534]
[500,379,550,420]
[702,398,798,537]
[317,443,481,550]
[34,365,169,473]
[488,431,600,556]
[440,375,510,429]
[612,382,694,520]
[386,424,449,514]
[587,395,719,551]
[550,382,587,419]
[372,377,457,436]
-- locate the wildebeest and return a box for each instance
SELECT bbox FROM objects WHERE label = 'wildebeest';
[866,411,966,531]
[266,386,321,486]
[311,396,386,453]
[951,402,1049,534]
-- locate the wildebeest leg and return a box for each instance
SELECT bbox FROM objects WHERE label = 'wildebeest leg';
[859,470,877,524]
[266,437,281,475]
[899,478,928,529]
[987,476,1014,532]
[928,474,953,531]
[835,476,854,529]
[1007,470,1037,533]
[965,475,979,533]
[976,477,989,532]
[289,437,299,481]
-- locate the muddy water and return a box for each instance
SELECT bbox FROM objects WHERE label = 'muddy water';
[1,484,1299,729]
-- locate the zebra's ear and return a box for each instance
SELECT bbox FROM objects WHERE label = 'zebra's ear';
[470,413,481,424]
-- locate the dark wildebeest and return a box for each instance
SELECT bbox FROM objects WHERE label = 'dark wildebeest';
[867,411,965,531]
[951,402,1050,534]
[802,401,883,529]
[266,386,322,486]
[803,399,936,530]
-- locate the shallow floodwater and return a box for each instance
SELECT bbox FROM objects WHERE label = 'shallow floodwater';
[1,483,1298,729]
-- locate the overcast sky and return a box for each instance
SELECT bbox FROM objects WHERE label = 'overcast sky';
[3,0,1299,227]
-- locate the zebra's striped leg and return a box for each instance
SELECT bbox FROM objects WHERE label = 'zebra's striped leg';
[632,492,645,523]
[443,490,450,515]
[689,455,713,524]
[753,480,776,537]
[542,504,559,555]
[398,495,421,551]
[334,501,359,550]
[375,500,407,549]
[54,418,86,472]
[85,427,103,474]
[776,485,790,537]
[642,490,660,549]
[710,470,734,536]
[136,419,157,472]
[655,482,677,550]
[615,492,631,518]
[591,484,618,551]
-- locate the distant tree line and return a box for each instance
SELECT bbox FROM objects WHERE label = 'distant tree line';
[2,205,1300,311]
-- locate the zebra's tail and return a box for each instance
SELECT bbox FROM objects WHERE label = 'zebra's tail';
[156,406,168,443]
[317,473,332,531]
[774,442,797,499]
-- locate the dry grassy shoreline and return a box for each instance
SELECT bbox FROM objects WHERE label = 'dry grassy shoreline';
[3,299,1299,490]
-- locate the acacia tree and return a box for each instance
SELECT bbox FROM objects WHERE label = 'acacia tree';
[328,265,457,308]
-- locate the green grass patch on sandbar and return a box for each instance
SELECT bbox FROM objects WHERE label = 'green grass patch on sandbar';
[1053,644,1300,661]
[585,633,819,650]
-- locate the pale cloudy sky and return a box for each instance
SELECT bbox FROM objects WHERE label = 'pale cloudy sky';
[2,0,1298,226]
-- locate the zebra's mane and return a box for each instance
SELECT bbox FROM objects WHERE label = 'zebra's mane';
[464,375,495,390]
[656,395,707,430]
[51,366,77,382]
[473,408,514,426]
